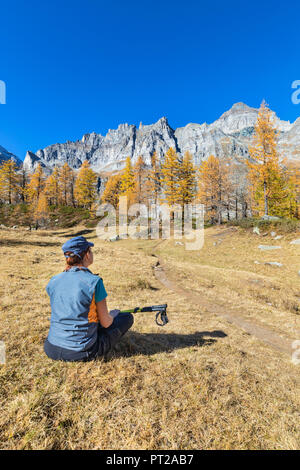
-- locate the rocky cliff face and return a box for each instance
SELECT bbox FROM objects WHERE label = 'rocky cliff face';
[22,102,299,174]
[0,145,22,167]
[278,117,300,161]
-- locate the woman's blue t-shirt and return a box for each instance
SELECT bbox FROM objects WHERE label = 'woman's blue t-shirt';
[95,278,107,303]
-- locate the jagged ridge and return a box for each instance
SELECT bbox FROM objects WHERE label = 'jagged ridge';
[21,102,299,174]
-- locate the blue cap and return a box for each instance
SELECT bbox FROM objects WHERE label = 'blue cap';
[62,236,94,259]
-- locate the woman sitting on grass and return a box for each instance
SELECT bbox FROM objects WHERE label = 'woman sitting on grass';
[44,236,134,362]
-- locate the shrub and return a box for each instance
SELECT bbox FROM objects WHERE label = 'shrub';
[58,205,77,215]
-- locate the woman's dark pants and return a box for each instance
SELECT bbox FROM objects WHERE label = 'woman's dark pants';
[96,312,134,357]
[44,312,134,362]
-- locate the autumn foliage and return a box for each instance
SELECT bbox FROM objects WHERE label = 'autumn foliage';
[247,101,292,217]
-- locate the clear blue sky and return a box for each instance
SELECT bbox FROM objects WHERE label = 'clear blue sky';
[0,0,299,160]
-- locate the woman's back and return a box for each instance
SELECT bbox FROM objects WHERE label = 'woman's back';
[46,266,101,351]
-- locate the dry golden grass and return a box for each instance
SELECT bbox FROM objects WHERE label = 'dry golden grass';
[0,225,299,450]
[151,227,300,338]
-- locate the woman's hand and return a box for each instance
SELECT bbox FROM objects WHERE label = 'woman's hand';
[109,309,120,320]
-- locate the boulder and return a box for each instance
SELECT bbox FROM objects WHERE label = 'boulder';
[261,215,280,221]
[0,341,5,365]
[258,245,282,251]
[108,235,120,242]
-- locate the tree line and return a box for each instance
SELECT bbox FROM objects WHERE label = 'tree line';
[1,101,300,227]
[0,160,98,227]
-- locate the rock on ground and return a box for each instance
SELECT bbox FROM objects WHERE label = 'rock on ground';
[265,262,283,267]
[258,245,282,251]
[261,215,280,221]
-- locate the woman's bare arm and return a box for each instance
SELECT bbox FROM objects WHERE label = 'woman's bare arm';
[96,298,113,328]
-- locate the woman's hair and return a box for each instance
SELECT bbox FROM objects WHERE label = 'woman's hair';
[64,247,91,270]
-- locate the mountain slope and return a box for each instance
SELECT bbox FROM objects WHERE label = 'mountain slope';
[0,145,22,167]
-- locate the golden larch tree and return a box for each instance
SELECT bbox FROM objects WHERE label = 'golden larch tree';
[26,163,46,205]
[44,167,60,206]
[247,101,288,216]
[101,173,122,209]
[146,151,161,205]
[177,151,197,206]
[224,159,246,219]
[160,147,181,206]
[120,156,136,206]
[133,155,146,204]
[33,191,50,228]
[197,155,229,224]
[18,168,30,203]
[59,162,74,206]
[0,158,19,204]
[265,165,295,218]
[74,160,98,209]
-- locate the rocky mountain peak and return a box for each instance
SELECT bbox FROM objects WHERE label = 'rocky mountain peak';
[23,151,49,173]
[230,102,254,112]
[211,102,259,135]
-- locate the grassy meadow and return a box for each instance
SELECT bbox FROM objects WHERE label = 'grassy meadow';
[0,224,299,449]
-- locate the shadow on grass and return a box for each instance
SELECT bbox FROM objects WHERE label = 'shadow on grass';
[59,229,96,238]
[106,330,227,359]
[0,239,61,247]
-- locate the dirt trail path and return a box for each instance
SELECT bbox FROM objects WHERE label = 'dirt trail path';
[151,243,295,356]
